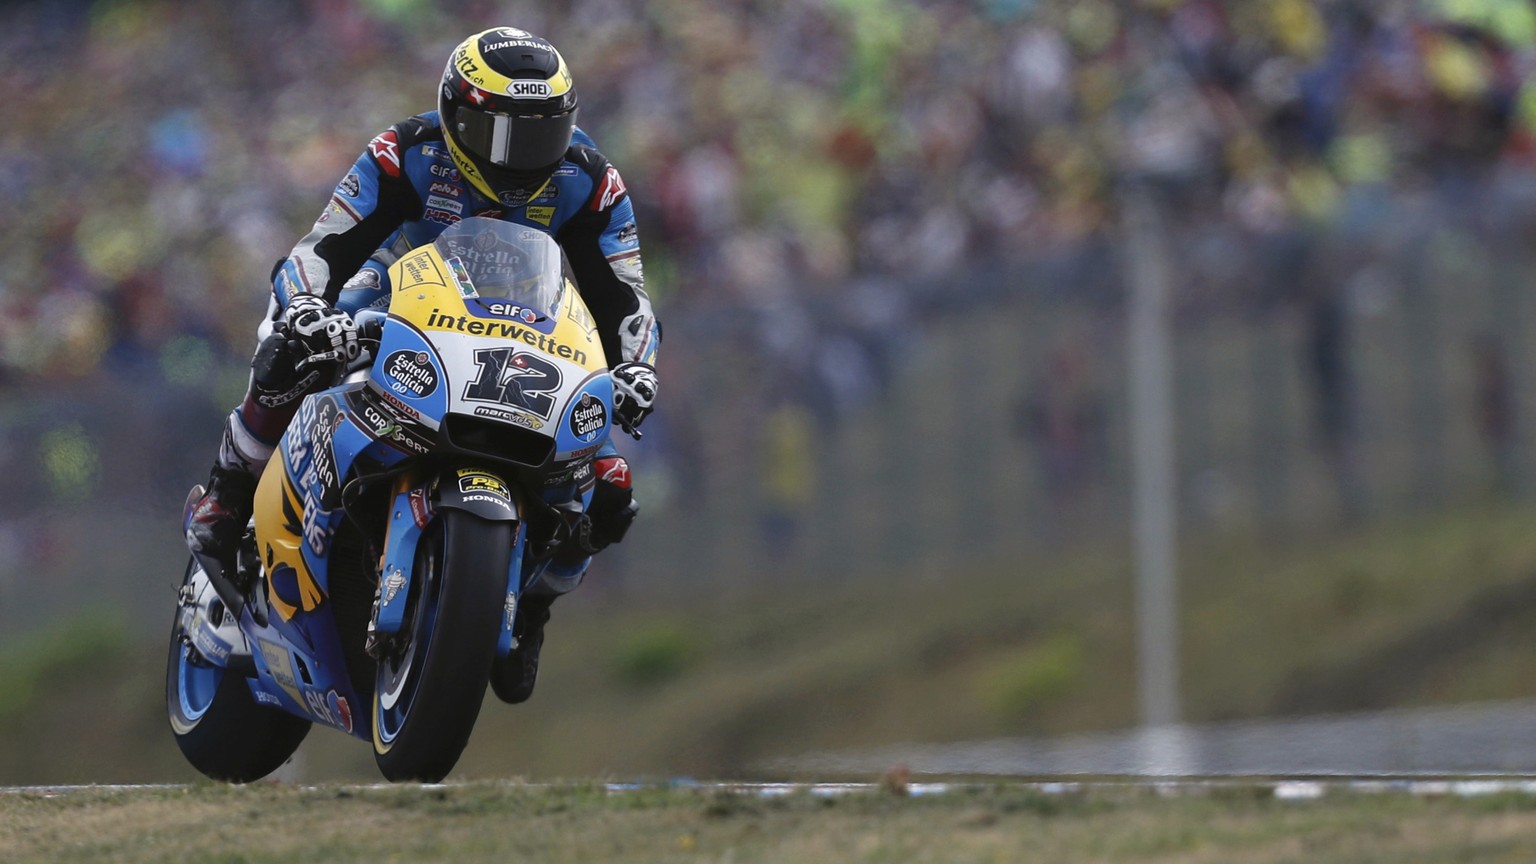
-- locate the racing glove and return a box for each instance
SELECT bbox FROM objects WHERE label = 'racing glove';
[611,362,658,438]
[283,294,361,373]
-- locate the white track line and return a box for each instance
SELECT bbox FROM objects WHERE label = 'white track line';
[8,779,1536,798]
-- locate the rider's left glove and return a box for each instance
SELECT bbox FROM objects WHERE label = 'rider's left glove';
[283,294,361,372]
[611,362,658,438]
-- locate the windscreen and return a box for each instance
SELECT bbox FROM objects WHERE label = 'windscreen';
[432,217,565,319]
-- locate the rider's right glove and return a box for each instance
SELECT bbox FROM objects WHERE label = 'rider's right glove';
[611,361,658,439]
[283,293,361,372]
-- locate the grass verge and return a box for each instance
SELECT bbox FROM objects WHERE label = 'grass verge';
[7,782,1536,864]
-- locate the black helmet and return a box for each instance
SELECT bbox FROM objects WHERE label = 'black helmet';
[439,28,578,206]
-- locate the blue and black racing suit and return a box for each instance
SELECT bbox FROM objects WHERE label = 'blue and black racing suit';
[272,112,658,366]
[233,112,658,590]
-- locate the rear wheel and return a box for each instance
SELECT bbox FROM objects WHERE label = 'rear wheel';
[167,557,310,782]
[373,509,511,781]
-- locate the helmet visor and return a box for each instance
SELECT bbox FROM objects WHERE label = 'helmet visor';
[453,108,577,172]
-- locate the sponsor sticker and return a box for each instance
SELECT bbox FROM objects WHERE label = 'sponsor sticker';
[483,302,541,323]
[383,350,440,398]
[303,689,353,733]
[498,188,534,208]
[457,471,511,499]
[464,492,513,509]
[566,298,597,336]
[426,194,463,214]
[341,267,381,291]
[259,640,304,705]
[473,404,546,429]
[508,79,553,99]
[568,392,608,443]
[446,256,478,298]
[407,488,431,527]
[426,311,588,365]
[377,387,424,421]
[190,613,234,663]
[526,205,555,226]
[329,691,354,733]
[382,569,408,605]
[486,38,543,54]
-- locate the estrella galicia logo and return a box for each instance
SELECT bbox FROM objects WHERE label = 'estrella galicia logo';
[569,392,608,443]
[497,187,533,207]
[383,349,439,398]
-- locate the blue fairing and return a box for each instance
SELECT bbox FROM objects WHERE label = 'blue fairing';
[371,324,450,423]
[240,380,411,739]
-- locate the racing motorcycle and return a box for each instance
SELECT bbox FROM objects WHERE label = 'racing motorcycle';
[167,217,615,782]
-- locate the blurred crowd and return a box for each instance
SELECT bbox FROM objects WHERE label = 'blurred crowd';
[3,0,1536,514]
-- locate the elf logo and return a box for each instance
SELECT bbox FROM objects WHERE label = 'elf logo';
[509,80,551,99]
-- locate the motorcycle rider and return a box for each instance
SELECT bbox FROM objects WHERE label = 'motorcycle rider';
[184,27,660,704]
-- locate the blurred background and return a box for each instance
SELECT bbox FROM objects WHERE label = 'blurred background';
[7,0,1536,782]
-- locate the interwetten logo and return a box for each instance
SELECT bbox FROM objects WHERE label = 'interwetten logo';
[425,308,588,365]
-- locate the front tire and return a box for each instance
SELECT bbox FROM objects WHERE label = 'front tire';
[373,509,511,782]
[167,558,311,783]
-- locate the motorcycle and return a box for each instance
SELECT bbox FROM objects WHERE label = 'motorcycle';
[167,217,615,782]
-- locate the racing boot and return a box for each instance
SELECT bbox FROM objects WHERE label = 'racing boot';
[185,465,258,575]
[490,592,555,704]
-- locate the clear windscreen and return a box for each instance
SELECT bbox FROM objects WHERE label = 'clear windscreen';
[432,217,565,318]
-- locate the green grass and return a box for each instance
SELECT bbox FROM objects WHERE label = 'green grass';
[7,782,1536,863]
[6,500,1536,785]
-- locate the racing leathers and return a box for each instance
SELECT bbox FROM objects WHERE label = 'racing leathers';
[196,112,658,599]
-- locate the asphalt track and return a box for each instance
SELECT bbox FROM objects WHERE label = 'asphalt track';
[8,699,1536,796]
[770,698,1536,779]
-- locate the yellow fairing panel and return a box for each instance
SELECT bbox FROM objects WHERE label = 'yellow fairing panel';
[253,452,326,622]
[390,245,605,373]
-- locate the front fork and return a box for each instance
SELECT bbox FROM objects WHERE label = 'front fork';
[366,466,526,660]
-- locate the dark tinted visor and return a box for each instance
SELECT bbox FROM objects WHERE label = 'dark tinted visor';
[453,108,577,171]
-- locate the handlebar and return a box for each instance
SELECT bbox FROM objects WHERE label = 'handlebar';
[355,308,387,342]
[345,309,388,376]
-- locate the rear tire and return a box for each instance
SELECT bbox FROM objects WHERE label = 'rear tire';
[167,558,311,783]
[373,509,511,782]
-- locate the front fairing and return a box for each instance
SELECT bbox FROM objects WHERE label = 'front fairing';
[372,218,615,469]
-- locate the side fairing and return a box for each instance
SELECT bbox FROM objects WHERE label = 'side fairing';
[245,381,409,739]
[253,385,408,624]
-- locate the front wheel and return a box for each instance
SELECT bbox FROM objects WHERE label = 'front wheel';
[167,558,311,782]
[373,509,511,782]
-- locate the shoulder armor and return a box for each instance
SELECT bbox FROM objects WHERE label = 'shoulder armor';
[565,143,627,212]
[566,142,610,181]
[395,113,443,144]
[366,114,443,178]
